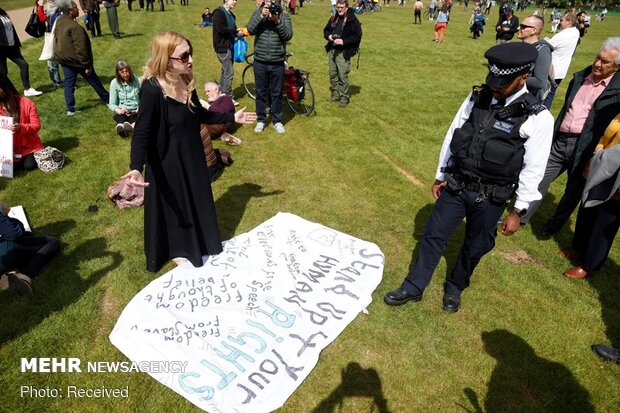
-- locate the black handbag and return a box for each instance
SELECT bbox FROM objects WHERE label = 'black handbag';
[24,6,46,38]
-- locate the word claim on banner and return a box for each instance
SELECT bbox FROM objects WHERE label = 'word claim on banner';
[110,212,384,413]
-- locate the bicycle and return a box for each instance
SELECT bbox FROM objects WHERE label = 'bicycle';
[364,1,382,12]
[423,9,438,19]
[242,52,315,116]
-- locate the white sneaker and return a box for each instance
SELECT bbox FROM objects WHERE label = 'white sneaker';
[254,122,265,133]
[232,98,240,107]
[67,110,79,116]
[24,88,43,97]
[273,122,285,134]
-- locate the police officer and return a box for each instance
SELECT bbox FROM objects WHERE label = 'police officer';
[384,42,554,313]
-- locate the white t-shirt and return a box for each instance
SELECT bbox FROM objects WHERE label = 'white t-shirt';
[548,26,580,80]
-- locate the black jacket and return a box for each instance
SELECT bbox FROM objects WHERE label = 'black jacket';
[323,8,362,61]
[212,6,237,53]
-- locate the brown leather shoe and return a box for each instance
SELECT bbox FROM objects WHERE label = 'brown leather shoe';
[564,266,589,279]
[559,249,584,259]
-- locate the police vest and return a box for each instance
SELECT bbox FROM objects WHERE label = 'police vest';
[449,85,545,187]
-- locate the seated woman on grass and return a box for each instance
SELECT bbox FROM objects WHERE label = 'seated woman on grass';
[108,60,140,138]
[0,76,44,171]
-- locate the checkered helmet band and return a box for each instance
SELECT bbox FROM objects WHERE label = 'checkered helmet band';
[488,62,534,77]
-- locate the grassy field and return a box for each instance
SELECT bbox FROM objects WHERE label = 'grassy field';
[1,2,619,412]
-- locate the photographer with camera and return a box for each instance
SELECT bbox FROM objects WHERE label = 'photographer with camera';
[324,0,362,107]
[247,0,293,134]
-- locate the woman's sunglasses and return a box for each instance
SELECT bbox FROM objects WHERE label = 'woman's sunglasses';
[170,51,192,63]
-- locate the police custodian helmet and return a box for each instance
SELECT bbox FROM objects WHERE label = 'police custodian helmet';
[484,42,538,88]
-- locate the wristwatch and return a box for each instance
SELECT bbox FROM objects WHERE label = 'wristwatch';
[512,207,527,217]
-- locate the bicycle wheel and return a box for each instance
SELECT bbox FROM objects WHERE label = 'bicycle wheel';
[423,10,429,18]
[374,4,382,12]
[286,75,315,116]
[242,64,256,100]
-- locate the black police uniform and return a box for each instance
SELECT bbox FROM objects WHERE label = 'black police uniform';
[385,43,549,309]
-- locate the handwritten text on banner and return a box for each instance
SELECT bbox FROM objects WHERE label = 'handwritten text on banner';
[110,212,384,413]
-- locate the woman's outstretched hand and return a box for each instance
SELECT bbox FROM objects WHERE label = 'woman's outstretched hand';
[121,170,150,187]
[234,107,257,124]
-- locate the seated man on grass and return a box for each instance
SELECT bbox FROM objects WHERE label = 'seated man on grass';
[198,81,239,182]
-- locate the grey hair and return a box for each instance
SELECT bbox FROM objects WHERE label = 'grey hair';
[602,37,620,65]
[55,0,73,11]
[204,81,220,92]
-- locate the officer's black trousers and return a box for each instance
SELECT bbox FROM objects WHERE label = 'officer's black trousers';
[402,187,506,297]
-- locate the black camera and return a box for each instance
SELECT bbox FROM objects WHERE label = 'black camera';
[332,34,341,40]
[261,1,283,15]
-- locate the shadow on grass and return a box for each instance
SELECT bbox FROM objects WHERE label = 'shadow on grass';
[472,329,594,412]
[527,192,561,240]
[42,136,80,153]
[0,219,122,345]
[349,85,361,97]
[587,258,620,348]
[311,362,390,413]
[215,183,283,240]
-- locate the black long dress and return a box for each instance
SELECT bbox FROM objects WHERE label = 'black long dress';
[130,78,234,272]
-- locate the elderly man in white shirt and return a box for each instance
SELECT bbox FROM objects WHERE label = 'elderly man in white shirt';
[543,12,580,108]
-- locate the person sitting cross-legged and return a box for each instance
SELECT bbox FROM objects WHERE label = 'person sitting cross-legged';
[108,59,140,137]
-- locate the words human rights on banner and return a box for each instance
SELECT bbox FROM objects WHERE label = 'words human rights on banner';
[110,212,384,413]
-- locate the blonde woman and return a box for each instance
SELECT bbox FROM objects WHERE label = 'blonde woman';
[122,31,255,272]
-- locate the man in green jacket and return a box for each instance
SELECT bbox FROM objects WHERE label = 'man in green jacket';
[247,0,293,134]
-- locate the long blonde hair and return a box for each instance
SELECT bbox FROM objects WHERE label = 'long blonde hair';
[143,31,196,105]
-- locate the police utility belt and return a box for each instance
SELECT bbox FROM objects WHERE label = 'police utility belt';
[444,171,516,204]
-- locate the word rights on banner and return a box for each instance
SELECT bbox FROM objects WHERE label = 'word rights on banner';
[110,212,384,413]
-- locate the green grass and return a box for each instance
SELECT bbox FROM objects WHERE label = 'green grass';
[1,3,619,412]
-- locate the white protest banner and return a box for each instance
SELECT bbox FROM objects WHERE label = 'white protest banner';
[110,212,384,413]
[0,116,14,178]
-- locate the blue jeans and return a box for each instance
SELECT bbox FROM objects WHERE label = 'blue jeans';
[61,65,109,112]
[402,187,506,296]
[543,78,562,109]
[47,60,62,86]
[253,59,285,124]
